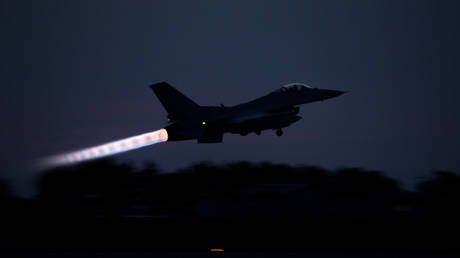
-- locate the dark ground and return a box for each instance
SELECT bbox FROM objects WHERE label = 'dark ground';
[1,159,459,255]
[1,252,459,258]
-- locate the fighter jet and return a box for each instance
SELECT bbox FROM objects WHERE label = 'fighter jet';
[150,82,345,143]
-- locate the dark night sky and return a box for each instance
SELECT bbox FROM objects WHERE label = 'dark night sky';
[1,0,459,195]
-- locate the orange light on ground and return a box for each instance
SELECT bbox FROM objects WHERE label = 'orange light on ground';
[39,128,168,168]
[210,249,224,252]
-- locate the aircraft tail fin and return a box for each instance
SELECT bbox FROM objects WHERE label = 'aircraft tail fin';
[150,82,200,120]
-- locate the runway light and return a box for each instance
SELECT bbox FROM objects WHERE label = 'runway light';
[210,249,224,252]
[40,128,168,168]
[202,121,206,125]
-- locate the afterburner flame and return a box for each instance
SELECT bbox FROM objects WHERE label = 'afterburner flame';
[40,128,168,168]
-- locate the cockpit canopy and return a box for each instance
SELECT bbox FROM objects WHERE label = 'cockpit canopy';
[274,83,313,93]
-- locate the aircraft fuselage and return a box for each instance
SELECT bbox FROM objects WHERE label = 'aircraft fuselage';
[151,82,345,143]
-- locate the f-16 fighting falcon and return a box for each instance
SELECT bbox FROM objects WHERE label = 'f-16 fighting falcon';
[151,82,346,143]
[40,81,346,167]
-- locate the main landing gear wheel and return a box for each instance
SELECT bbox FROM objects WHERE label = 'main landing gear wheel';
[255,130,261,135]
[276,129,283,136]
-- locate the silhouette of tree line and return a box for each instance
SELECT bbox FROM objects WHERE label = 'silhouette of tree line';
[0,158,459,252]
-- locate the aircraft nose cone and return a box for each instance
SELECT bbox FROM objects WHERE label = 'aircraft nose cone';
[321,89,347,100]
[330,90,346,97]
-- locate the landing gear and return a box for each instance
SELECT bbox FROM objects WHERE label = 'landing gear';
[276,129,283,136]
[255,130,261,136]
[240,132,248,136]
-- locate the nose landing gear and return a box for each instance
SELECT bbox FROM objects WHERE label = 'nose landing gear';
[276,129,283,136]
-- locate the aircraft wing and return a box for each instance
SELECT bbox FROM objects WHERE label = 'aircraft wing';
[225,111,274,124]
